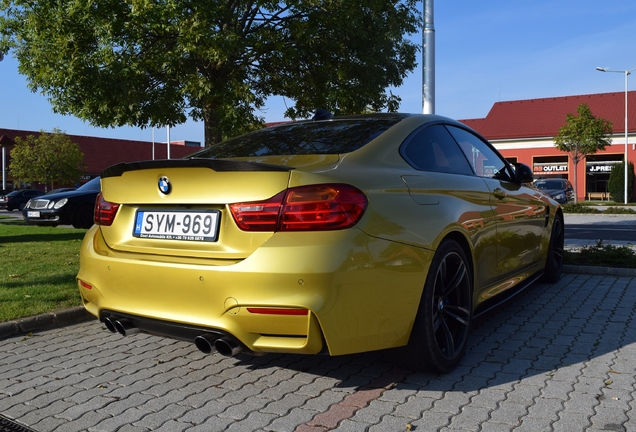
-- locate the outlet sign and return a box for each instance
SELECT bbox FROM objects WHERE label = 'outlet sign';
[533,163,568,173]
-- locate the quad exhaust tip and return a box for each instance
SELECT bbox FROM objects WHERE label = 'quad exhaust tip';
[194,334,242,357]
[103,317,140,337]
[103,318,242,356]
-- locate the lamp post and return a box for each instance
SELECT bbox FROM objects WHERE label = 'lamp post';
[0,52,5,191]
[422,0,435,114]
[596,66,636,204]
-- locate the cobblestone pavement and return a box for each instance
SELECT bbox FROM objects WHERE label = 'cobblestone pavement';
[1,272,635,432]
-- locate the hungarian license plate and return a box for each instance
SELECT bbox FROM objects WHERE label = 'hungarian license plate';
[27,211,41,218]
[133,210,220,242]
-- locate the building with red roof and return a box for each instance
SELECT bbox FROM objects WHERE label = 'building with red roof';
[462,91,636,201]
[0,128,200,190]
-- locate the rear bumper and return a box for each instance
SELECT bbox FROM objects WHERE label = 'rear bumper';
[77,225,432,356]
[97,309,325,356]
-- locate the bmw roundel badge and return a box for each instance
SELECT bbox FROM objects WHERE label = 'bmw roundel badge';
[158,176,171,195]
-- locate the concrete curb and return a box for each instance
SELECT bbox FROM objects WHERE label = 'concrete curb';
[1,266,634,342]
[562,264,636,277]
[0,306,95,341]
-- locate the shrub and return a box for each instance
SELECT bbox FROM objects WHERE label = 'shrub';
[607,161,635,202]
[562,203,601,213]
[564,242,636,268]
[603,206,636,214]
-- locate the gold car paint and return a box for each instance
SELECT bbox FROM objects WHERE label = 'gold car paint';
[289,156,504,294]
[398,172,500,289]
[283,137,553,313]
[101,167,291,204]
[482,177,548,274]
[78,220,434,356]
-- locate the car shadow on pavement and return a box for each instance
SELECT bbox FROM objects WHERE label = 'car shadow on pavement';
[210,272,636,395]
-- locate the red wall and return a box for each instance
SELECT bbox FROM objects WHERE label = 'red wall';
[498,145,633,202]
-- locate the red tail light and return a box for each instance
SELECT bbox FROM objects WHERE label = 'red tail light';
[247,308,309,315]
[230,184,368,231]
[94,192,120,226]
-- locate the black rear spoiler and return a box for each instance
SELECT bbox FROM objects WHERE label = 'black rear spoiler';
[102,158,292,178]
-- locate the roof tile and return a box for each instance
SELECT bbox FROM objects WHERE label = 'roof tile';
[461,91,636,140]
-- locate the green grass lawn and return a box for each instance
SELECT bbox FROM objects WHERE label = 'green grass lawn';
[0,217,85,322]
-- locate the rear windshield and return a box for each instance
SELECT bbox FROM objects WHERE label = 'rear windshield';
[189,116,408,158]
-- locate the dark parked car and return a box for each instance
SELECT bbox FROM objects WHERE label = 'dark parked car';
[23,177,100,228]
[534,178,574,204]
[0,189,45,211]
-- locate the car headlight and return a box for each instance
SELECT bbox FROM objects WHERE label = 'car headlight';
[53,198,68,209]
[25,200,32,209]
[553,193,565,201]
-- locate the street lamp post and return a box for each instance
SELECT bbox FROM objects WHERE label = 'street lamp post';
[596,66,636,204]
[0,52,5,191]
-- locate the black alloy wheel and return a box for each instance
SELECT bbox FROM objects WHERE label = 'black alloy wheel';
[403,239,473,373]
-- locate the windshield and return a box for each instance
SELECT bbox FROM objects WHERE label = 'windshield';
[77,177,101,192]
[535,180,564,190]
[190,116,409,159]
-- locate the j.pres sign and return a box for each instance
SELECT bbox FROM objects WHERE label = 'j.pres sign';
[587,164,614,172]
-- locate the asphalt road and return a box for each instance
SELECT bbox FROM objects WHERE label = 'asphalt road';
[563,213,636,247]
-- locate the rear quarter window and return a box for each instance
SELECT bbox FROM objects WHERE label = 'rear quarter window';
[400,124,474,175]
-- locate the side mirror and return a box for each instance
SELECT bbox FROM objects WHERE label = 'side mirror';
[512,163,533,184]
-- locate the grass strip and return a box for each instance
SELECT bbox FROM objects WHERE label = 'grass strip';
[0,218,85,322]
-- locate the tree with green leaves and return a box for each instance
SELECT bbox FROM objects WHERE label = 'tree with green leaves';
[608,161,635,203]
[0,1,420,146]
[553,103,613,204]
[9,129,86,191]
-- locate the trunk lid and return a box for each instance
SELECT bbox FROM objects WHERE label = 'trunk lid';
[99,159,298,260]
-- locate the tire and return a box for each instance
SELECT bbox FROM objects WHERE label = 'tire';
[403,239,473,373]
[72,204,94,229]
[18,202,26,211]
[541,213,564,283]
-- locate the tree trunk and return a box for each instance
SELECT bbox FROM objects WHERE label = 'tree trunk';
[203,106,223,147]
[572,159,579,204]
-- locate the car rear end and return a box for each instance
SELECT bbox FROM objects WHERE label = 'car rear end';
[77,115,429,357]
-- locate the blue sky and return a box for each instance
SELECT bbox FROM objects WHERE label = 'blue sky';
[2,0,636,146]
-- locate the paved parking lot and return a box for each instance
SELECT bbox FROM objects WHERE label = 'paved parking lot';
[1,272,635,432]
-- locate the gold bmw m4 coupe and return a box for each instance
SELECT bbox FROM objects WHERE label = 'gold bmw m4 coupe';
[77,113,564,373]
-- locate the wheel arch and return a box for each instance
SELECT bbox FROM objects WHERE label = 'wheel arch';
[438,230,475,291]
